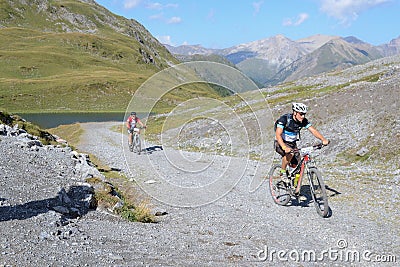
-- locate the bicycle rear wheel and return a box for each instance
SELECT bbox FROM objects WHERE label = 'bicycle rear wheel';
[307,167,329,217]
[269,165,291,206]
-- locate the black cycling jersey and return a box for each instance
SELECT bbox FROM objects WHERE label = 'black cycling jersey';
[276,113,311,143]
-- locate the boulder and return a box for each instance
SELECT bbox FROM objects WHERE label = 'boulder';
[356,147,369,157]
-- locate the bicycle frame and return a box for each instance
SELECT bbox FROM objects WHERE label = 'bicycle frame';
[128,126,145,154]
[128,126,143,143]
[290,153,311,194]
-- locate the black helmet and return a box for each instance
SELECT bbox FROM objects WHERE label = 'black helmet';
[130,112,136,115]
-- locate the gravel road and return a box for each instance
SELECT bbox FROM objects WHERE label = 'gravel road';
[0,118,399,266]
[55,121,400,265]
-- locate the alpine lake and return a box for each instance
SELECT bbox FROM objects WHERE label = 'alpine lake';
[19,112,131,129]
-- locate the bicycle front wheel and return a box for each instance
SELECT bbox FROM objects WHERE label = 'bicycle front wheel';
[269,165,291,206]
[307,167,329,217]
[134,134,141,154]
[128,137,133,152]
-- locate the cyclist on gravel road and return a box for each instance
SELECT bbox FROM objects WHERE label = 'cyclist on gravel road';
[126,112,145,146]
[275,103,329,178]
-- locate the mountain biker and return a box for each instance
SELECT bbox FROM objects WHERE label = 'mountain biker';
[126,112,145,146]
[275,103,329,179]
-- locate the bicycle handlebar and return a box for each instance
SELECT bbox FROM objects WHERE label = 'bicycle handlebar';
[129,125,146,130]
[291,142,328,155]
[312,143,324,149]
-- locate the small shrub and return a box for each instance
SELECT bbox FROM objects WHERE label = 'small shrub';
[85,176,103,184]
[116,201,155,223]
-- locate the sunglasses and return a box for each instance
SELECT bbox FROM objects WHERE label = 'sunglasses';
[297,112,306,117]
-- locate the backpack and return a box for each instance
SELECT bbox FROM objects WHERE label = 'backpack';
[274,113,292,132]
[274,113,302,141]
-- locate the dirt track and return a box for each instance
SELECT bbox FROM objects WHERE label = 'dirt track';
[73,120,399,266]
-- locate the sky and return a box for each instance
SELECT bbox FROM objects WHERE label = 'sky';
[95,0,400,48]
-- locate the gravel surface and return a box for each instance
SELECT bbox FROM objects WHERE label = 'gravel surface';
[1,119,398,266]
[1,56,399,266]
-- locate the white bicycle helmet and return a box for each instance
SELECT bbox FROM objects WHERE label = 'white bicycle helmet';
[292,102,308,113]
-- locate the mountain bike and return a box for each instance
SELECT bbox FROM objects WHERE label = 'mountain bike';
[268,143,329,217]
[128,127,145,154]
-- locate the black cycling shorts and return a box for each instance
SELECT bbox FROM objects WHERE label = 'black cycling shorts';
[274,140,301,166]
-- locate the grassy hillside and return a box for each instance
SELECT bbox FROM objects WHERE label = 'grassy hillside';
[0,0,196,113]
[0,27,158,112]
[236,58,277,87]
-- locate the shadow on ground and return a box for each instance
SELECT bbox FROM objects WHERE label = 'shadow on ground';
[143,145,163,154]
[287,185,341,218]
[0,185,96,222]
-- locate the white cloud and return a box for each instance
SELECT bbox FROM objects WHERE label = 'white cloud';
[295,13,309,25]
[146,2,180,24]
[124,0,141,9]
[146,2,179,10]
[147,2,163,10]
[283,13,309,26]
[167,16,182,24]
[157,35,173,45]
[320,0,390,24]
[165,3,179,9]
[252,1,264,15]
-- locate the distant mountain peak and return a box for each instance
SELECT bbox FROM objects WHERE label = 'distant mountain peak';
[343,36,366,44]
[163,43,217,56]
[296,34,340,53]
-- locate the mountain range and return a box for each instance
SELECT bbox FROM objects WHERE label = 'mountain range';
[164,34,400,87]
